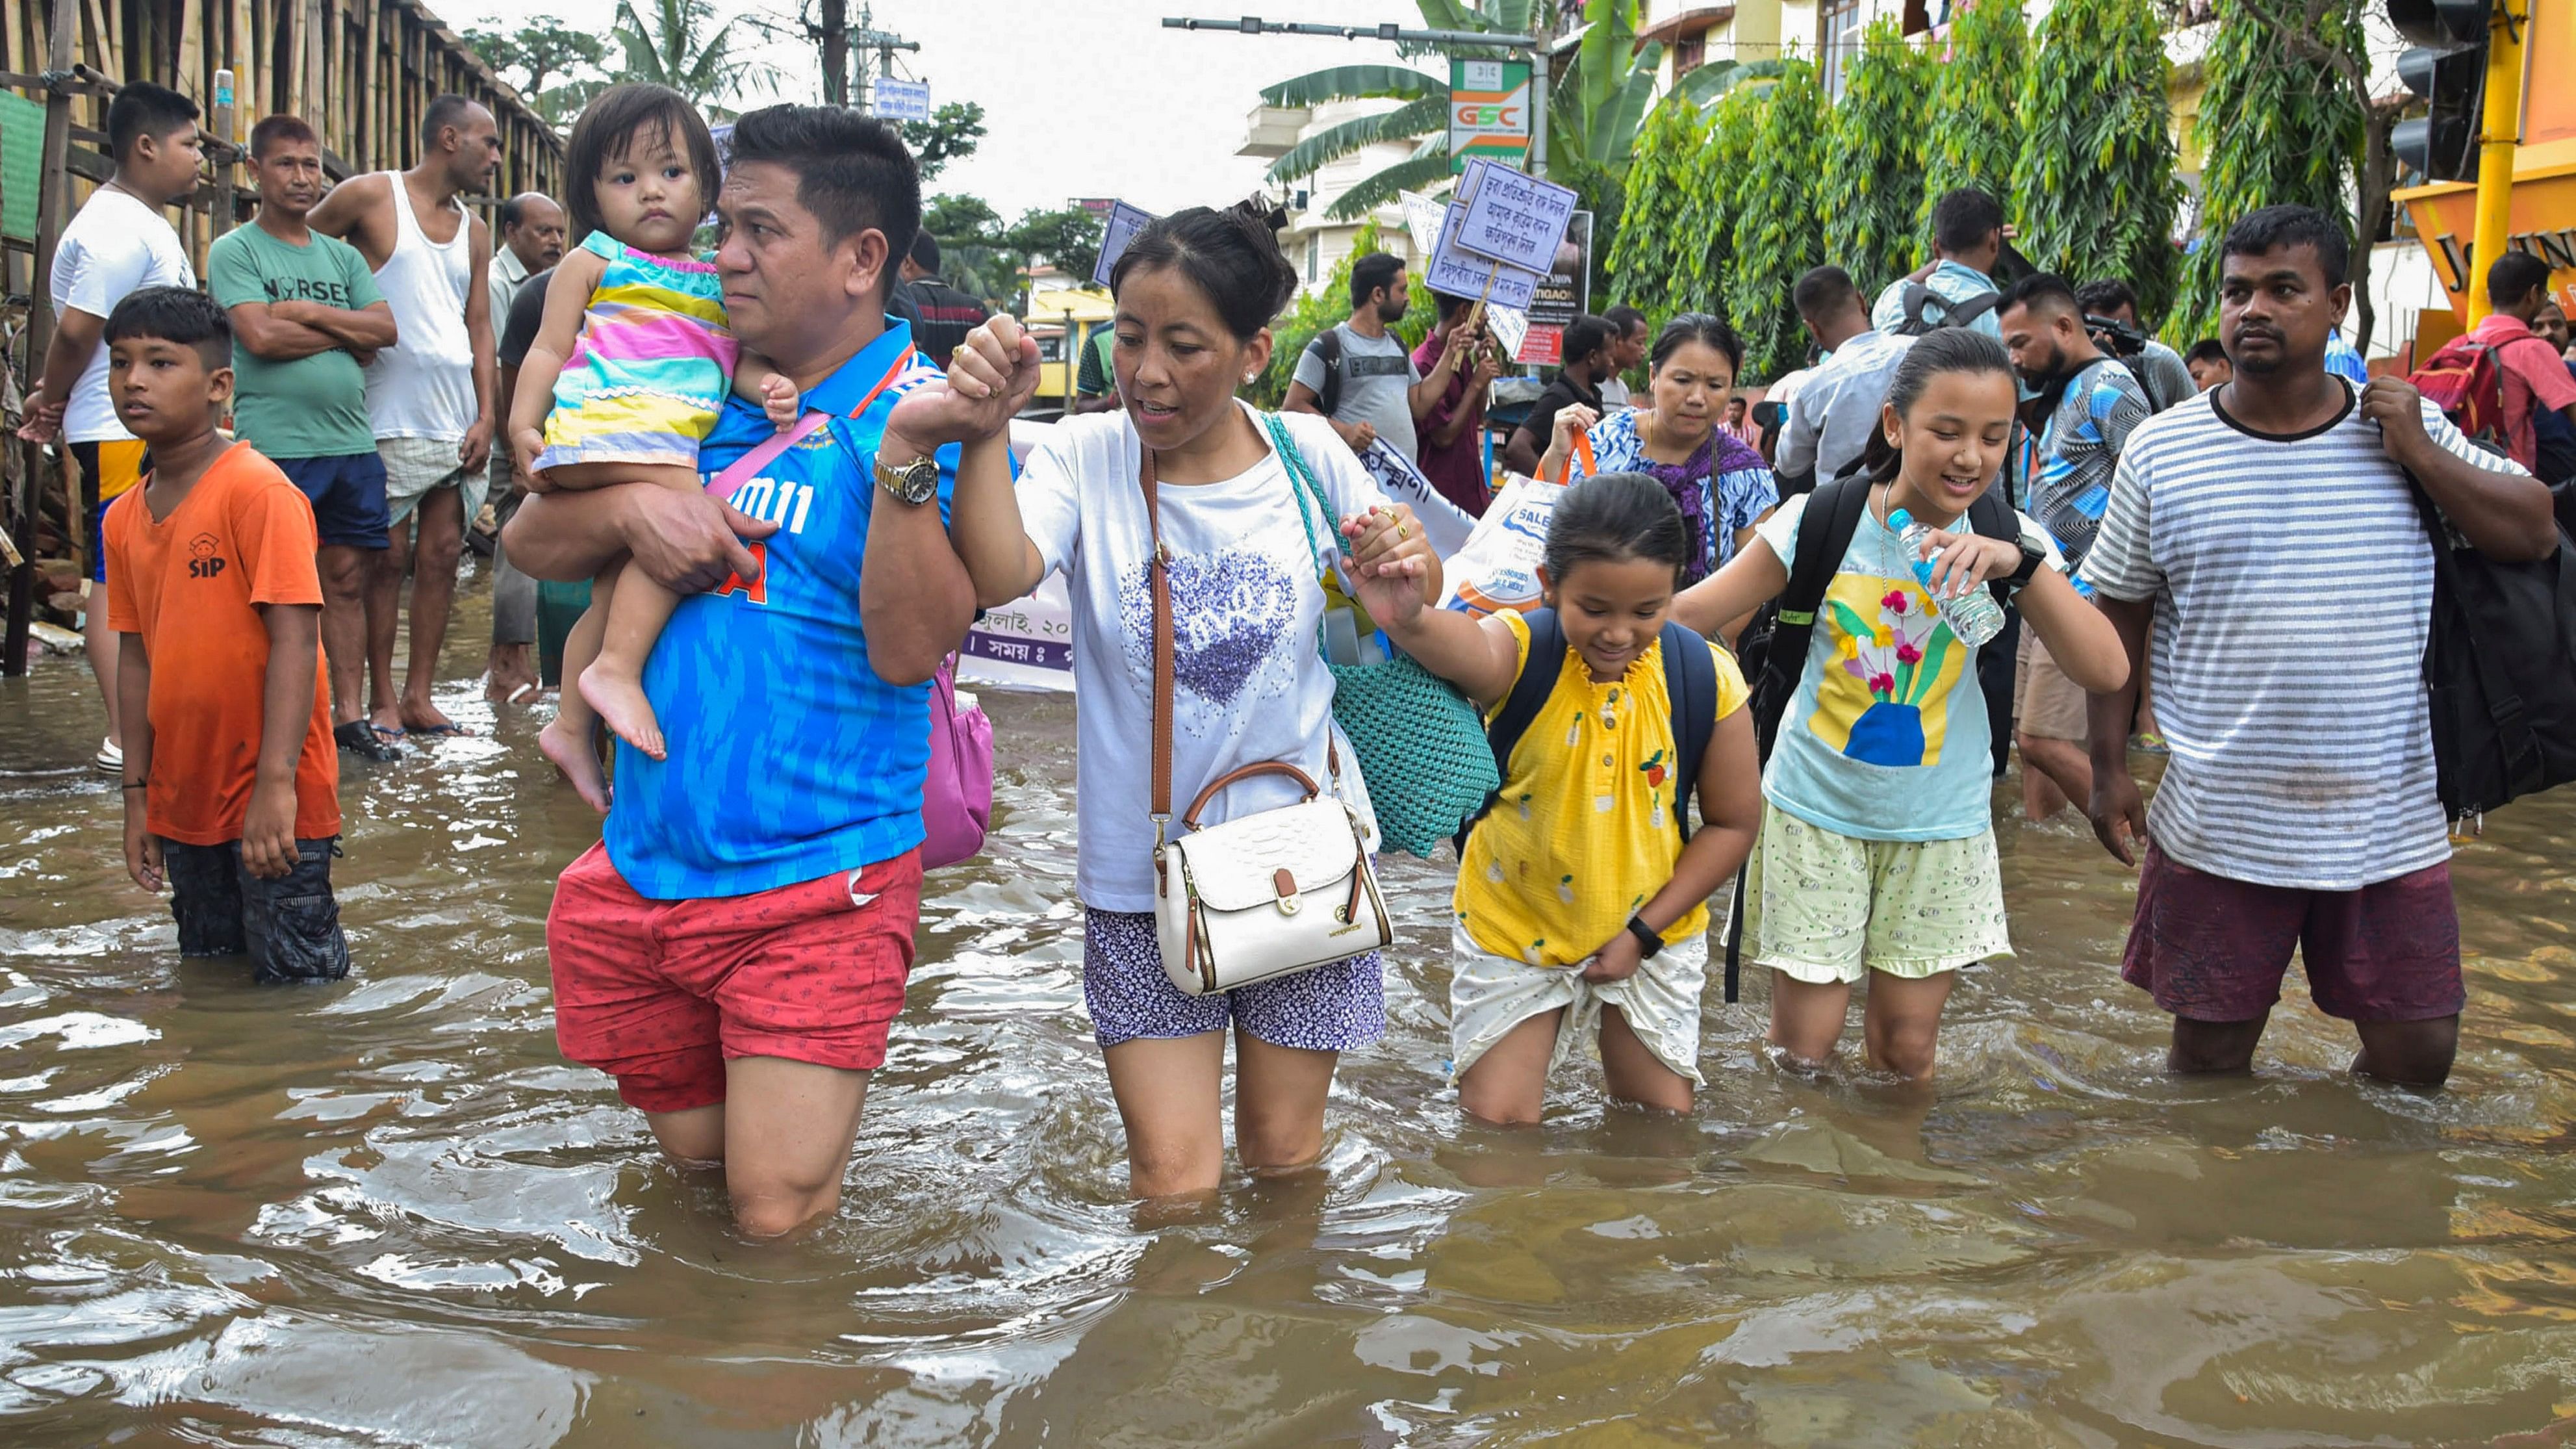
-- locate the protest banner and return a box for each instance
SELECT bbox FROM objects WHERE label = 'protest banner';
[958,575,1077,693]
[1423,161,1542,314]
[1091,200,1156,287]
[1400,189,1446,260]
[1453,163,1579,277]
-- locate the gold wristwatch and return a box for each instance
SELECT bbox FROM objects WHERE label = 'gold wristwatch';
[874,450,939,506]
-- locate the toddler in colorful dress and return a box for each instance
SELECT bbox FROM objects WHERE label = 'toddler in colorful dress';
[508,83,795,808]
[1355,473,1765,1124]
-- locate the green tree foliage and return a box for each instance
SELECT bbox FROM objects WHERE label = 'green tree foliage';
[1727,63,1828,381]
[1822,21,1933,294]
[463,16,611,124]
[1605,101,1707,318]
[900,102,986,184]
[610,0,774,118]
[1010,207,1108,289]
[1691,84,1763,333]
[2013,0,2180,319]
[1921,0,2025,227]
[2167,0,2366,345]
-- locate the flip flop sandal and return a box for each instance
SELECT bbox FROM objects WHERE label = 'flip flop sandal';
[407,721,476,738]
[336,721,403,762]
[505,682,538,704]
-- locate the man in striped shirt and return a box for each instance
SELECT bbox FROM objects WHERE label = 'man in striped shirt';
[2079,205,2557,1088]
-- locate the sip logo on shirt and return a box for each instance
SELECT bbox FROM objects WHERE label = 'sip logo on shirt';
[186,533,227,579]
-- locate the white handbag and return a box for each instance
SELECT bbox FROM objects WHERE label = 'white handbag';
[1140,444,1394,997]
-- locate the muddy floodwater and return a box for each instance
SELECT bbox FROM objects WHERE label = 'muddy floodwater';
[5,572,2576,1447]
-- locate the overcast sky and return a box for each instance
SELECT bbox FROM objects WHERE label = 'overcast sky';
[465,0,1414,217]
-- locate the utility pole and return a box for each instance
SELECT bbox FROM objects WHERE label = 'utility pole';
[1162,15,1548,177]
[813,0,850,108]
[849,4,921,116]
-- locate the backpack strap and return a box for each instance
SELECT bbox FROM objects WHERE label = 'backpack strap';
[1944,290,2001,329]
[1900,283,1935,333]
[1755,474,1874,755]
[1660,619,1715,845]
[1725,474,1872,1003]
[1311,326,1345,418]
[1488,608,1564,784]
[1453,608,1568,853]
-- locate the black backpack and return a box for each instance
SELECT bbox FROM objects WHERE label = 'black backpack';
[1456,608,1720,853]
[2415,484,2576,828]
[1718,474,2021,999]
[1307,327,1346,417]
[1893,281,2002,339]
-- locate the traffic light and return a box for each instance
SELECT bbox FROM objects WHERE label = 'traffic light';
[2391,0,2493,182]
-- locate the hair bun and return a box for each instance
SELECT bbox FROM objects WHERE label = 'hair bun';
[1229,194,1291,236]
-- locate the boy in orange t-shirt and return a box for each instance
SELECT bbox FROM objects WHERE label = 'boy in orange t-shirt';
[103,287,350,982]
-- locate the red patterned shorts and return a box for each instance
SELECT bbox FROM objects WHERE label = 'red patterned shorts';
[546,843,921,1113]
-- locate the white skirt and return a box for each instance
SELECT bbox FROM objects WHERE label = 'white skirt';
[1447,918,1711,1087]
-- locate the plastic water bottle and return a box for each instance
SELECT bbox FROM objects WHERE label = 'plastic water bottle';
[1885,509,2008,648]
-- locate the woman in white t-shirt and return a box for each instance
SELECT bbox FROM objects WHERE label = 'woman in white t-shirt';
[944,201,1443,1200]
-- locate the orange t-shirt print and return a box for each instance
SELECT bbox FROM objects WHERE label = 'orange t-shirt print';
[103,443,341,847]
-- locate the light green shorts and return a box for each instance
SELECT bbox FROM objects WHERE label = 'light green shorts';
[1742,803,2011,986]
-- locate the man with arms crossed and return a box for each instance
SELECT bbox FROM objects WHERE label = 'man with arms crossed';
[207,114,403,763]
[309,94,500,741]
[505,105,1032,1237]
[2084,206,2556,1087]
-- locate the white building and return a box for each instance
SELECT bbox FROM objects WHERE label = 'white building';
[1240,98,1422,299]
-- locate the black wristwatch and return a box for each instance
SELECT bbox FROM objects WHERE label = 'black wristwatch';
[1625,914,1665,958]
[2003,531,2050,595]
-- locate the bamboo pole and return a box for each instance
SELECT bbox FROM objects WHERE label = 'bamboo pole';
[357,0,374,168]
[78,0,107,82]
[175,0,202,99]
[7,0,78,677]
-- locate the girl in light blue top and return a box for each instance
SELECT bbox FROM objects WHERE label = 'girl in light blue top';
[1670,329,2126,1082]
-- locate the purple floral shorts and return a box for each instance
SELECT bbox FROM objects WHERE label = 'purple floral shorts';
[1082,908,1386,1052]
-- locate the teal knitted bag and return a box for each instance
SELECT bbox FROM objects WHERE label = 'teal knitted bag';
[1265,413,1500,858]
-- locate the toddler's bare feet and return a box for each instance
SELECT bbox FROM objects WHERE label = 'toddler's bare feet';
[538,716,611,812]
[580,660,667,761]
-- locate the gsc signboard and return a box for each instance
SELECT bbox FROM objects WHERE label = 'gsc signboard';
[1450,58,1533,173]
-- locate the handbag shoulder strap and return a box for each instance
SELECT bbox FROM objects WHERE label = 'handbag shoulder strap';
[1140,442,1175,841]
[1264,411,1340,578]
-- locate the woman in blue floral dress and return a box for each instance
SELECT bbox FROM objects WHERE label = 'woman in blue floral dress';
[1540,313,1779,587]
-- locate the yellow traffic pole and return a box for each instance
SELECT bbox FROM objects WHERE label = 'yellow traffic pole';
[2468,0,2527,321]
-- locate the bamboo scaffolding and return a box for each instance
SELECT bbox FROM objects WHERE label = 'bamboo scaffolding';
[0,0,562,672]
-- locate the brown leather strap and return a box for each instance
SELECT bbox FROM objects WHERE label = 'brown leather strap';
[1143,444,1174,828]
[1180,761,1322,832]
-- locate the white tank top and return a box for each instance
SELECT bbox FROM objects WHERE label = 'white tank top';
[362,172,478,441]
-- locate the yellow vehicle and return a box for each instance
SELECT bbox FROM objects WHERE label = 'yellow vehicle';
[1023,286,1116,420]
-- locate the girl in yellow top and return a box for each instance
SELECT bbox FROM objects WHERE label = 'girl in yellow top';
[1351,473,1761,1124]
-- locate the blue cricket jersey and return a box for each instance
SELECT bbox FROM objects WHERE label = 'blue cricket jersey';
[604,318,957,900]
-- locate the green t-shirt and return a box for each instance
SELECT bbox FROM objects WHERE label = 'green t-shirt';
[206,222,385,459]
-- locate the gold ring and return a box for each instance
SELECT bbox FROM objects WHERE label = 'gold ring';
[1394,523,1409,541]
